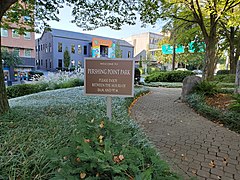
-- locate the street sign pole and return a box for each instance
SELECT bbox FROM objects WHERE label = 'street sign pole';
[107,96,112,121]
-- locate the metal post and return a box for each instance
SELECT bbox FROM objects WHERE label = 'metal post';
[107,96,112,120]
[172,44,176,71]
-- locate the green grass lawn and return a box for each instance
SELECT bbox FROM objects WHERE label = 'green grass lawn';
[0,87,180,179]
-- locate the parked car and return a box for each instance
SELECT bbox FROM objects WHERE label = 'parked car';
[175,68,188,71]
[192,69,203,74]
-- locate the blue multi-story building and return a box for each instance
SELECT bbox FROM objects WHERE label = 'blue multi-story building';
[35,28,134,71]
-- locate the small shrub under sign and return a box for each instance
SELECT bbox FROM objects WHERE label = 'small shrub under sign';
[50,117,178,179]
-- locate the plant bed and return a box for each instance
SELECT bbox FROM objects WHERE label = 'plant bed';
[0,87,180,179]
[187,93,240,133]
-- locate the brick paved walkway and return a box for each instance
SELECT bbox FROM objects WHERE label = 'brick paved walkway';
[131,87,240,180]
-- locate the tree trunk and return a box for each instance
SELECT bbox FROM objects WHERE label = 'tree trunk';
[0,47,10,115]
[204,37,217,81]
[0,5,11,115]
[229,27,237,74]
[235,60,240,94]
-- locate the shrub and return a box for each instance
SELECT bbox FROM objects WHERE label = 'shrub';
[193,81,219,96]
[147,67,162,74]
[7,78,84,98]
[214,74,236,83]
[145,71,194,83]
[229,94,240,113]
[7,84,43,98]
[216,70,230,75]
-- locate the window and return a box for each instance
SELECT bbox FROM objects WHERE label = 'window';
[58,42,62,52]
[24,49,31,57]
[13,48,20,56]
[71,60,75,67]
[45,59,48,69]
[58,59,63,68]
[24,32,31,40]
[71,44,75,54]
[78,45,82,54]
[49,43,52,52]
[128,51,131,58]
[12,29,20,38]
[45,44,48,53]
[24,16,31,22]
[49,60,52,69]
[83,45,87,55]
[41,59,43,66]
[41,45,43,51]
[1,28,8,37]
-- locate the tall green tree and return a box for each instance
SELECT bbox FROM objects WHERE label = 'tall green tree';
[139,0,240,80]
[115,41,122,58]
[0,0,66,114]
[1,49,22,66]
[219,9,240,74]
[63,47,70,69]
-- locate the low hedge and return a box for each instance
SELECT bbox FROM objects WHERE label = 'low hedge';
[216,70,230,75]
[214,74,236,83]
[145,70,194,83]
[187,93,240,133]
[7,78,84,98]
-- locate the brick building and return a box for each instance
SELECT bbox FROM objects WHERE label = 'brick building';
[1,28,35,81]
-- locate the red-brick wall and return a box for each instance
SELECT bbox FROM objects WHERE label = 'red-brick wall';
[1,29,35,58]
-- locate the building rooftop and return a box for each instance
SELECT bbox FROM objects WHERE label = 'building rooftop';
[44,28,133,47]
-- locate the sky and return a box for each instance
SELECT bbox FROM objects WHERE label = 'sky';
[35,5,164,39]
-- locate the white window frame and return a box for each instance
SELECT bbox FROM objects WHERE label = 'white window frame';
[24,49,31,57]
[12,29,20,38]
[1,28,8,37]
[24,32,31,40]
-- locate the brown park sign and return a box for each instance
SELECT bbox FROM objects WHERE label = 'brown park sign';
[84,58,134,97]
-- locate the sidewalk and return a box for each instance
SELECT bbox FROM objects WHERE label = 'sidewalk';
[131,87,240,180]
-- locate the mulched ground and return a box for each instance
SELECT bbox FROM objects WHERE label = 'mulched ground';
[205,93,234,110]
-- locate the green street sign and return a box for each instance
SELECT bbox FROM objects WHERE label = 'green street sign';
[162,44,184,54]
[162,44,173,54]
[176,44,184,53]
[188,41,206,53]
